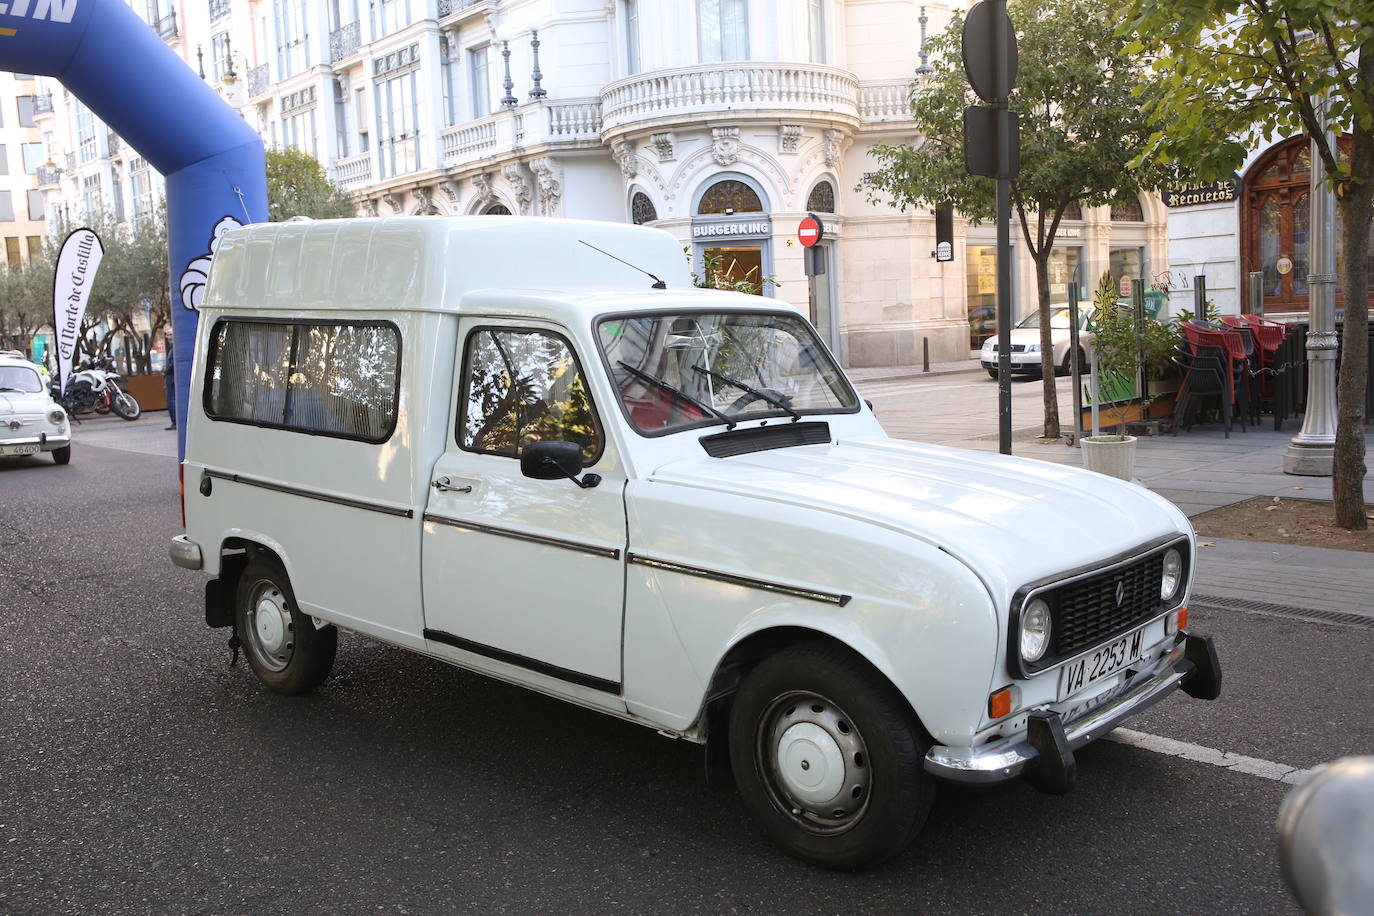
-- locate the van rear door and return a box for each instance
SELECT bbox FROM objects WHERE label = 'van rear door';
[420,320,628,700]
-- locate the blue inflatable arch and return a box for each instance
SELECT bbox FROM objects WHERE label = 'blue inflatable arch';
[1,0,268,455]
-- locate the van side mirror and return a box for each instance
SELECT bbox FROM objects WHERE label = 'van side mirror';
[520,440,601,489]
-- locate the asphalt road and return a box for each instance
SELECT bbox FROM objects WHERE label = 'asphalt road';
[2,442,1366,914]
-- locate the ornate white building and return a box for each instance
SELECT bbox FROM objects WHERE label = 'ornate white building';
[31,0,1166,366]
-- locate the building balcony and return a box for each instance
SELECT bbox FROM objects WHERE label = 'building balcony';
[857,79,916,125]
[157,10,178,40]
[440,99,602,171]
[247,63,270,99]
[37,166,63,188]
[330,21,360,62]
[208,0,230,20]
[437,0,483,19]
[599,62,860,140]
[34,93,54,115]
[333,152,373,191]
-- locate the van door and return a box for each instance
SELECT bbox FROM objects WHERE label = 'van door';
[420,321,627,696]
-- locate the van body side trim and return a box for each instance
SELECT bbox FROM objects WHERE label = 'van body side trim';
[202,469,414,518]
[626,554,852,607]
[421,513,621,559]
[422,628,622,694]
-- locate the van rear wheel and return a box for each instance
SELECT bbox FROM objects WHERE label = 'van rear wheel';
[727,643,932,871]
[235,557,336,694]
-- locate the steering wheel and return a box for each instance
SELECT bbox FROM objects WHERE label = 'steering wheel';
[728,388,791,412]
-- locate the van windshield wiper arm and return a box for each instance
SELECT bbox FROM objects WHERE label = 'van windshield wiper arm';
[692,366,801,421]
[616,361,734,429]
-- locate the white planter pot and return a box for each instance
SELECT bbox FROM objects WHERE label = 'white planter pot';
[1081,435,1137,481]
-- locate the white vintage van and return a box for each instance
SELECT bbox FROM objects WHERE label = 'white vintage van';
[171,216,1220,870]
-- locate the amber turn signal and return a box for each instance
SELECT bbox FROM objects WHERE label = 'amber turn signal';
[988,687,1014,720]
[1176,607,1189,631]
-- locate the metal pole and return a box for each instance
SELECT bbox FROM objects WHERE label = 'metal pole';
[922,336,930,373]
[1249,270,1265,317]
[1194,274,1207,317]
[1285,94,1338,476]
[1068,281,1082,444]
[995,0,1012,455]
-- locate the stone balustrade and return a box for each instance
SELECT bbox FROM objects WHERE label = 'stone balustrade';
[600,62,860,134]
[333,152,373,190]
[544,99,601,142]
[442,116,498,166]
[858,79,915,123]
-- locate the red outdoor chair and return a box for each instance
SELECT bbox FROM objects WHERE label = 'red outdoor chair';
[1181,323,1249,433]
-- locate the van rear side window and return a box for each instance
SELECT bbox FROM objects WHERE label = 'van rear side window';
[204,319,401,443]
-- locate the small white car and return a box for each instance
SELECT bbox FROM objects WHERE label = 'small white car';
[171,218,1219,871]
[0,351,72,465]
[980,305,1094,377]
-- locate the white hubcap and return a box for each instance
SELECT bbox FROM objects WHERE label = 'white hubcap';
[255,595,286,652]
[777,722,846,806]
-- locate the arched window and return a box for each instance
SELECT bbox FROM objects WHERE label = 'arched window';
[1061,200,1082,220]
[1111,195,1143,222]
[630,191,657,224]
[806,180,835,213]
[697,179,763,215]
[484,203,511,215]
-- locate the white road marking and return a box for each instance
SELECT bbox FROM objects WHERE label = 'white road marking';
[1107,728,1314,785]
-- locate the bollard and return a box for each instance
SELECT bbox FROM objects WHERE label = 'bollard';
[923,337,930,373]
[1278,756,1374,915]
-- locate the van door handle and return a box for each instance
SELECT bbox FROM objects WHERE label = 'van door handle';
[432,476,472,494]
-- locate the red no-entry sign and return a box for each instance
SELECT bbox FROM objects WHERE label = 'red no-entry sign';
[797,214,824,248]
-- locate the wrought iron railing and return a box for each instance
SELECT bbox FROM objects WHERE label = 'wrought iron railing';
[247,63,270,98]
[157,9,178,39]
[37,166,63,187]
[330,21,360,61]
[437,0,482,16]
[34,93,54,115]
[208,0,230,20]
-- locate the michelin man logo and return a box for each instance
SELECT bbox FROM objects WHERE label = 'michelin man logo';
[179,216,241,311]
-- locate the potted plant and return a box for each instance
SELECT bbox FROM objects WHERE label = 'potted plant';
[1080,272,1149,480]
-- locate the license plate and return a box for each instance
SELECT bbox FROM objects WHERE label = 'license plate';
[0,443,39,456]
[1058,626,1146,701]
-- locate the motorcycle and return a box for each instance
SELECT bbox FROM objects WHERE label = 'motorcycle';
[52,358,142,421]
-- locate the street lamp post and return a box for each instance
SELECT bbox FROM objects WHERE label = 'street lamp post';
[1284,96,1338,476]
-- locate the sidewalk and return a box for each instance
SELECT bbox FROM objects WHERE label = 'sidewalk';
[850,363,1374,618]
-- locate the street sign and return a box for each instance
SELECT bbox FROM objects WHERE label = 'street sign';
[962,0,1018,103]
[797,214,824,248]
[935,206,954,262]
[964,105,1020,179]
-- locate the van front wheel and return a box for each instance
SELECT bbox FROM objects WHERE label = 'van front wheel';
[235,557,336,694]
[727,644,932,871]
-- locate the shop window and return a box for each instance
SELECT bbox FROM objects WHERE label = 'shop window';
[1047,247,1081,304]
[631,192,657,224]
[966,245,996,350]
[806,180,835,213]
[697,179,762,215]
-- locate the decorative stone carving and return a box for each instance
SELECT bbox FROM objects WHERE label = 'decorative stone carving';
[502,163,532,215]
[778,125,802,155]
[471,172,496,209]
[822,128,843,167]
[650,132,675,162]
[711,126,740,167]
[361,198,379,218]
[611,139,638,179]
[529,157,562,216]
[411,186,437,215]
[382,190,404,215]
[440,179,461,206]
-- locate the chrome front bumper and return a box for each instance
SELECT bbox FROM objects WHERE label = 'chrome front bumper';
[925,633,1221,788]
[0,431,72,451]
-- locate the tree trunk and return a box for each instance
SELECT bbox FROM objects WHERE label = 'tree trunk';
[1332,129,1372,530]
[1033,251,1061,438]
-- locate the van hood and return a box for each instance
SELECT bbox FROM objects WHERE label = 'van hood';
[649,436,1188,600]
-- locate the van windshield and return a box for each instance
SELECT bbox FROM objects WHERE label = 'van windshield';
[596,311,857,434]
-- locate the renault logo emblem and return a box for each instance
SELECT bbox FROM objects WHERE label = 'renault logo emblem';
[1115,581,1126,606]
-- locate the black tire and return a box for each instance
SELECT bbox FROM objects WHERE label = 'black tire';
[111,389,141,420]
[986,368,998,379]
[1059,348,1086,377]
[51,445,71,465]
[234,557,336,695]
[728,643,932,871]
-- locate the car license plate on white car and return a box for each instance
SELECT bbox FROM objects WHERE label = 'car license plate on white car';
[1058,626,1145,701]
[0,443,39,456]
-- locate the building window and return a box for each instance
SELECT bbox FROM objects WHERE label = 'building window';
[205,319,402,443]
[631,192,657,224]
[274,0,309,79]
[469,45,491,119]
[624,0,640,74]
[131,157,153,219]
[5,237,19,266]
[1061,200,1082,220]
[375,71,419,178]
[1109,247,1144,290]
[807,0,824,63]
[1048,247,1082,304]
[28,189,44,221]
[1111,194,1143,222]
[22,142,44,174]
[0,193,13,222]
[211,31,231,81]
[966,244,996,349]
[806,180,835,213]
[697,179,763,214]
[81,174,101,216]
[281,108,318,156]
[370,0,408,38]
[483,204,511,215]
[27,236,42,260]
[440,35,456,127]
[76,103,97,164]
[0,145,7,176]
[17,95,36,127]
[698,0,747,63]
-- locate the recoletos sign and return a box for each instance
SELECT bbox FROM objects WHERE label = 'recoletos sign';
[1162,178,1238,208]
[692,219,772,239]
[0,0,79,23]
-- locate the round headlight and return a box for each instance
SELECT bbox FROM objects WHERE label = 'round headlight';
[48,408,66,425]
[1160,548,1183,601]
[1020,597,1052,663]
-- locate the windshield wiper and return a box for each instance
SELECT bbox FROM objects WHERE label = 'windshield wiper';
[616,361,734,429]
[692,366,802,422]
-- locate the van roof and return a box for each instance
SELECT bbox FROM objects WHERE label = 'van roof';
[203,216,698,314]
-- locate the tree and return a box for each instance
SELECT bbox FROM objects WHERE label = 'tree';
[864,0,1176,438]
[1121,3,1372,529]
[266,147,359,222]
[0,257,54,358]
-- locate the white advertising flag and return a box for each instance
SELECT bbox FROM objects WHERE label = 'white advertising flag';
[52,228,105,396]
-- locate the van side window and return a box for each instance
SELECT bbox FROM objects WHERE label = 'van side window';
[205,319,401,443]
[459,327,602,464]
